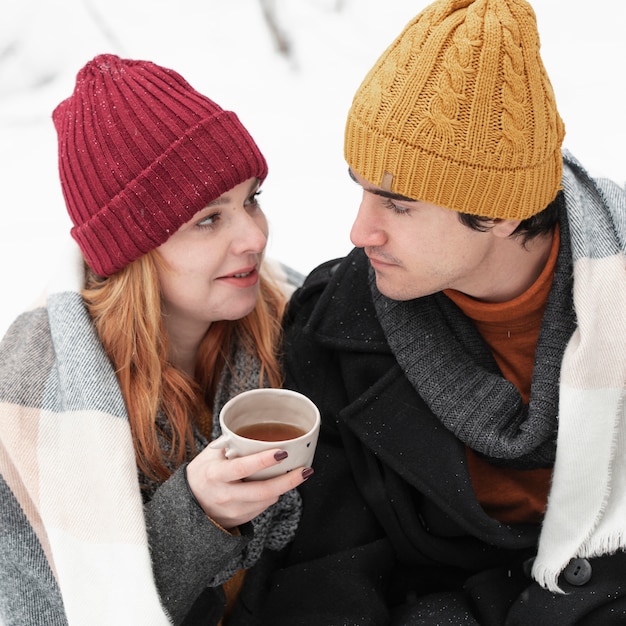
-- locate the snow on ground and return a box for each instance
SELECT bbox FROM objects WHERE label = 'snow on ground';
[1,0,624,337]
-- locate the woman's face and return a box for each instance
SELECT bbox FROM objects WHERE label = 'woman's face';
[156,177,268,339]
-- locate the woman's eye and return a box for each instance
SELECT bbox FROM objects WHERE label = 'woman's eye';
[197,212,220,228]
[245,190,262,207]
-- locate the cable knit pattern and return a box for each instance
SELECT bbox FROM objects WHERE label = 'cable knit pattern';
[413,4,479,149]
[344,0,565,219]
[494,0,527,157]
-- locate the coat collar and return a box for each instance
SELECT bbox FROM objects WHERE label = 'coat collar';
[304,247,391,352]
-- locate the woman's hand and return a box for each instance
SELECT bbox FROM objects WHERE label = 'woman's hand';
[185,446,313,530]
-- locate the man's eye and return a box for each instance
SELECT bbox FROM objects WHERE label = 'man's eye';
[384,198,409,215]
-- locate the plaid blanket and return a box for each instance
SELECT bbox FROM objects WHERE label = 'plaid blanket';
[0,249,302,625]
[533,152,626,590]
[0,265,169,623]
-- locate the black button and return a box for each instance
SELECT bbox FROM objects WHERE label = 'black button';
[563,558,592,586]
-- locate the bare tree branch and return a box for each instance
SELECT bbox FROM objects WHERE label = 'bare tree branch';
[259,0,291,58]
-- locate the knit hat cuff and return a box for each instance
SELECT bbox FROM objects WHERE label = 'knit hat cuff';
[345,115,562,220]
[71,110,267,276]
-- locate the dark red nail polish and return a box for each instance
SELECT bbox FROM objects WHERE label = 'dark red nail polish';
[301,467,314,480]
[274,450,288,462]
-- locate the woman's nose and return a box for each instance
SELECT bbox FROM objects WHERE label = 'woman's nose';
[232,213,268,254]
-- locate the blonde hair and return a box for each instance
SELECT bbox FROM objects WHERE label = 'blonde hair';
[82,251,286,481]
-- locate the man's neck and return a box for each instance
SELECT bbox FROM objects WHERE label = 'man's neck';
[461,229,555,303]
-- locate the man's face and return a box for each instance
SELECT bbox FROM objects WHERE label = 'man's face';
[348,169,506,301]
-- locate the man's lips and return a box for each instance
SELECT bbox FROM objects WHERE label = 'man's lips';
[365,253,397,269]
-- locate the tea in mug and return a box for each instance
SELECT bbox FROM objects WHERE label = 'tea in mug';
[235,422,306,442]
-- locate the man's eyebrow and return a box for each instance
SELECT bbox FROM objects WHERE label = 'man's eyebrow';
[348,168,416,203]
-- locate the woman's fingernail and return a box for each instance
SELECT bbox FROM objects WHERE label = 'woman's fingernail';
[274,450,288,462]
[301,467,314,480]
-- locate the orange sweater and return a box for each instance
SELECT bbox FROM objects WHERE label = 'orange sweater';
[444,228,559,524]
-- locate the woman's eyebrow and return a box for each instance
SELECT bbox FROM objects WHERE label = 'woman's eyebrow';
[207,178,261,207]
[247,177,261,195]
[207,196,228,207]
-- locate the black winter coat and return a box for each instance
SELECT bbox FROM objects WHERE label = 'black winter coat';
[257,248,626,625]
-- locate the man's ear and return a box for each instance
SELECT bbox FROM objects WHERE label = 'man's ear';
[490,218,522,238]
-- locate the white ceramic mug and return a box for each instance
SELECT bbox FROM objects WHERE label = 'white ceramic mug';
[208,388,320,480]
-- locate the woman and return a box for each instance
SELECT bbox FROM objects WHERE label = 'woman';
[0,54,311,625]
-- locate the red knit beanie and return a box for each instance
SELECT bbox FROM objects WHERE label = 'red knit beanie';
[53,54,268,277]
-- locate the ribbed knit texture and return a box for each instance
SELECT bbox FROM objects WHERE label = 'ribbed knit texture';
[344,0,565,219]
[371,193,574,468]
[53,54,268,276]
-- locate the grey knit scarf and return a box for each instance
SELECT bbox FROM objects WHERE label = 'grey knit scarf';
[371,193,576,469]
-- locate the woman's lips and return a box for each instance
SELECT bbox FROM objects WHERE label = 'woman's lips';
[217,266,259,288]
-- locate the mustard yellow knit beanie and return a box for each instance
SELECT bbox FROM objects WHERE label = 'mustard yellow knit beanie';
[344,0,565,220]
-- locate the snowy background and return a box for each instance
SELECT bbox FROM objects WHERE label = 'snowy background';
[1,0,625,338]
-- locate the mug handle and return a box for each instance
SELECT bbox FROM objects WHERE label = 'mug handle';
[208,434,236,458]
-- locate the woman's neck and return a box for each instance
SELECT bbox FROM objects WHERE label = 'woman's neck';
[164,318,209,378]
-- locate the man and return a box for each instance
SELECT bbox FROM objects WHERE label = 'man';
[258,0,626,623]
